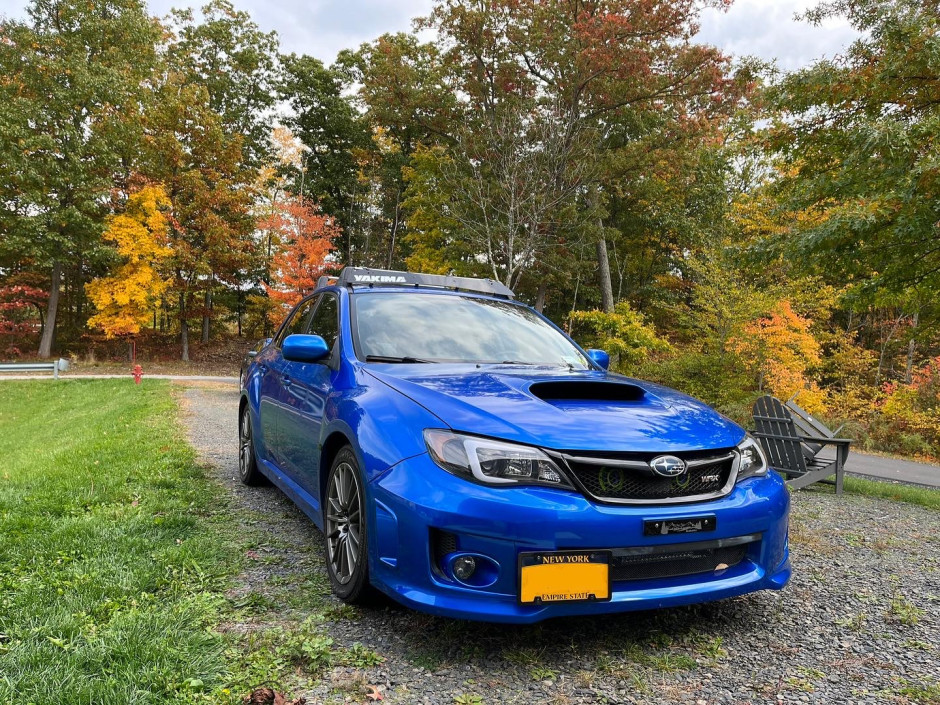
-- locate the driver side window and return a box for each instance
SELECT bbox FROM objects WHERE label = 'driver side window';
[274,296,318,348]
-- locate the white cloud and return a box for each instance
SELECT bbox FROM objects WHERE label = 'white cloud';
[0,0,856,69]
[697,0,859,71]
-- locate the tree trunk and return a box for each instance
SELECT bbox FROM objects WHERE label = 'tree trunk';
[75,255,84,322]
[38,261,61,359]
[237,290,243,337]
[387,189,401,269]
[905,311,920,383]
[180,294,189,362]
[535,283,547,313]
[201,288,211,344]
[596,237,614,313]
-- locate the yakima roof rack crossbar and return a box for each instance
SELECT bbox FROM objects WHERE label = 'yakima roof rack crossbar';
[319,267,515,299]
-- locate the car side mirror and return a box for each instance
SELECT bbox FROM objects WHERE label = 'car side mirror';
[282,334,330,363]
[586,349,610,370]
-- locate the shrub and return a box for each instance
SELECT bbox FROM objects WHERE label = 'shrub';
[568,302,670,373]
[635,349,754,418]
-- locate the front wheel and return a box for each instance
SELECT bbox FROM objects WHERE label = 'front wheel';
[324,447,372,603]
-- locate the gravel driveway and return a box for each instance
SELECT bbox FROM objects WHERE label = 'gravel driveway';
[181,384,940,705]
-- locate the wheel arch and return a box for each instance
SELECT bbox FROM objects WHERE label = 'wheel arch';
[320,430,355,499]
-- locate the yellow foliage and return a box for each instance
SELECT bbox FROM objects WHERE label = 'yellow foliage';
[729,175,834,245]
[731,300,826,413]
[568,303,670,373]
[270,126,305,169]
[86,185,172,338]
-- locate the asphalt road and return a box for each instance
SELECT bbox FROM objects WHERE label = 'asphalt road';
[844,451,940,488]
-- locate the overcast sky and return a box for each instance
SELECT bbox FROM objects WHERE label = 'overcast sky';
[0,0,858,71]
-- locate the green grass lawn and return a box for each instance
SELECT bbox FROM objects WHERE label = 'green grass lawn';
[843,475,940,511]
[0,380,245,704]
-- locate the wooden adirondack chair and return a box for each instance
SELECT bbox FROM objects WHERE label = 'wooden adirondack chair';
[785,393,846,461]
[751,395,852,494]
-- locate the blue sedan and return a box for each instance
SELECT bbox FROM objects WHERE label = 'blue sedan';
[239,268,790,623]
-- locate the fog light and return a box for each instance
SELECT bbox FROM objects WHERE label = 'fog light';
[453,555,477,581]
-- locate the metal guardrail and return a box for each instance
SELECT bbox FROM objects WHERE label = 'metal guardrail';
[0,359,70,379]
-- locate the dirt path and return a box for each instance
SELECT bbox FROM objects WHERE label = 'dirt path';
[180,383,940,705]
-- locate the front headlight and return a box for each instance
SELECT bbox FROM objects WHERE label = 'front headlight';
[424,429,573,488]
[736,434,769,480]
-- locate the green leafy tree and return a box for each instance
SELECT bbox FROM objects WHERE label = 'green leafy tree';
[568,303,670,373]
[166,0,279,166]
[278,54,370,263]
[768,0,940,299]
[337,34,459,268]
[0,0,159,357]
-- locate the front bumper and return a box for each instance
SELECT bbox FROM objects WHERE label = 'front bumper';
[368,454,790,623]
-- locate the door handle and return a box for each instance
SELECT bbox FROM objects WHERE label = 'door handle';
[283,376,292,386]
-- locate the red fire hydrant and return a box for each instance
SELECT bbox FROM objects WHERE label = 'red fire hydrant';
[133,364,143,385]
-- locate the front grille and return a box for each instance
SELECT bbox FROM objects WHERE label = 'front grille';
[611,543,749,582]
[558,449,735,504]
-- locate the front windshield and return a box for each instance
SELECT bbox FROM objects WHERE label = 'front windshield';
[352,292,590,368]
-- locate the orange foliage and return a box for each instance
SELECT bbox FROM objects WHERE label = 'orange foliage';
[732,300,826,413]
[261,196,339,323]
[877,357,940,458]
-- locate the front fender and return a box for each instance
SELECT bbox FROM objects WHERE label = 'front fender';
[325,367,448,483]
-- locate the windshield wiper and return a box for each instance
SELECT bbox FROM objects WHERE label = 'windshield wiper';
[365,355,436,364]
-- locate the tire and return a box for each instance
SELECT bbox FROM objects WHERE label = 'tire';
[324,447,373,603]
[238,404,267,486]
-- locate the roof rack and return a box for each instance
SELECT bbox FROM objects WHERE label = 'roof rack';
[325,267,515,299]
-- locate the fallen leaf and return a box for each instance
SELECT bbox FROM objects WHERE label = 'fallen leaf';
[245,689,306,705]
[245,687,275,705]
[366,685,384,701]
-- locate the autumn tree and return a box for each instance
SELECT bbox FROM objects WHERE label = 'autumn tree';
[85,186,173,338]
[0,281,47,356]
[732,301,825,412]
[262,196,339,322]
[338,33,457,154]
[412,0,746,306]
[0,0,160,357]
[142,76,256,359]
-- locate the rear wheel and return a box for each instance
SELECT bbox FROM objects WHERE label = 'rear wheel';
[238,405,267,486]
[324,447,372,603]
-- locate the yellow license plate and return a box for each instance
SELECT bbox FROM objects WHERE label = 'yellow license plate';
[518,551,611,604]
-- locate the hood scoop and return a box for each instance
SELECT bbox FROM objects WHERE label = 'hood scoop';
[529,380,646,404]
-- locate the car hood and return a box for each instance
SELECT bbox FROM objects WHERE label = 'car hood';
[365,365,744,453]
